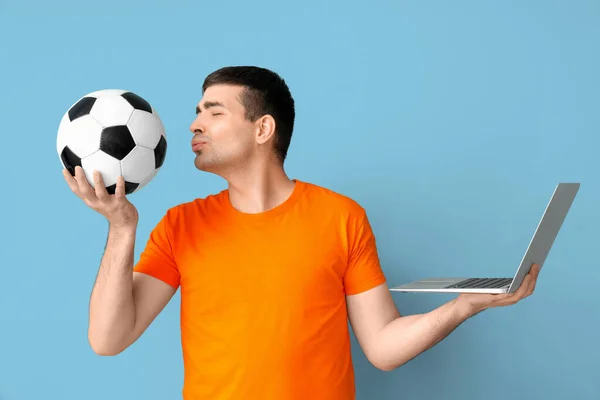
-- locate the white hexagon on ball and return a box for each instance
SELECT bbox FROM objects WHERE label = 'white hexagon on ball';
[121,146,156,184]
[62,116,103,159]
[127,109,164,148]
[90,95,134,127]
[81,151,121,189]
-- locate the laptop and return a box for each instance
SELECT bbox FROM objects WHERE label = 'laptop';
[390,183,580,294]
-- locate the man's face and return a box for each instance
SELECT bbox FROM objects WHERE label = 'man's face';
[190,84,257,174]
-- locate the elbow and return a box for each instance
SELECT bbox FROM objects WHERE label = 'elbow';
[90,345,122,357]
[371,359,397,372]
[366,349,403,372]
[89,340,123,356]
[88,332,127,356]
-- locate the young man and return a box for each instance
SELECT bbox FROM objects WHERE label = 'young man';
[63,66,540,400]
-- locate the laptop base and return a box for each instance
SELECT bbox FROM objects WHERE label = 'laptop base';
[390,277,512,294]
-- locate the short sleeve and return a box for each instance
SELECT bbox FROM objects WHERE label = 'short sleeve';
[133,209,181,289]
[343,210,387,295]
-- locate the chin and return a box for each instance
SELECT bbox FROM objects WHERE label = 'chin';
[194,155,219,174]
[194,157,209,171]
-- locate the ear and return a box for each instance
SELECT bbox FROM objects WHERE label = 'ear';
[255,115,276,145]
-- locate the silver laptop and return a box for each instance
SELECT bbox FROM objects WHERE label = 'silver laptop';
[390,183,580,294]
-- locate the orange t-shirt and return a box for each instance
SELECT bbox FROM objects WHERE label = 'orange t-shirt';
[134,180,387,400]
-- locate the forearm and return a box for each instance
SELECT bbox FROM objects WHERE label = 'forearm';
[375,298,476,371]
[88,224,137,355]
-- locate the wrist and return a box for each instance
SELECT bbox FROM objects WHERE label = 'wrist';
[453,296,483,320]
[108,222,137,237]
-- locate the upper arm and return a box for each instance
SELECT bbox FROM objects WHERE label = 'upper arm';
[128,272,177,344]
[346,282,400,364]
[128,209,181,344]
[343,207,398,362]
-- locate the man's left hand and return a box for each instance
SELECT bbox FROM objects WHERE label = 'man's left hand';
[456,263,541,317]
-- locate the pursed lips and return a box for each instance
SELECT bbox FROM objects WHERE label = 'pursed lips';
[191,138,208,151]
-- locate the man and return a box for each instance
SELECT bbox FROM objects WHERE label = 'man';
[62,66,540,400]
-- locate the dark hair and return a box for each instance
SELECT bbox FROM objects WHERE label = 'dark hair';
[202,66,296,163]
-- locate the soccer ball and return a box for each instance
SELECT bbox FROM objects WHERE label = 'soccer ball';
[57,89,167,195]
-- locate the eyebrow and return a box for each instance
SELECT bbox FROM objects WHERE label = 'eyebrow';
[196,101,226,114]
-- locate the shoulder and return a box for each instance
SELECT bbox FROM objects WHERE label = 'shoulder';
[299,182,376,250]
[299,180,367,220]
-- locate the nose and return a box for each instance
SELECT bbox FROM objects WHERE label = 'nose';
[190,115,205,135]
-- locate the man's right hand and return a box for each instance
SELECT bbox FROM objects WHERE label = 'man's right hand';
[63,166,139,229]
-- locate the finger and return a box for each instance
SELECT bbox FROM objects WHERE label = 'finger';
[93,170,110,202]
[527,266,539,295]
[62,168,80,195]
[515,274,533,298]
[521,264,539,295]
[532,263,541,279]
[114,175,126,199]
[74,166,97,203]
[521,268,540,299]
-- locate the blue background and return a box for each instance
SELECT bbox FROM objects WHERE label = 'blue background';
[1,0,598,399]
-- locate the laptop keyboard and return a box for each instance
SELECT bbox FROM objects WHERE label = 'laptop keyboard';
[445,278,513,289]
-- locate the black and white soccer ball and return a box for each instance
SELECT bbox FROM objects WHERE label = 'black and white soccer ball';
[57,89,167,195]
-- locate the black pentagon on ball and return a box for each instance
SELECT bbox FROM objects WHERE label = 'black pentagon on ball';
[121,92,152,113]
[60,146,82,175]
[154,135,167,169]
[106,181,139,195]
[68,97,96,122]
[99,125,136,160]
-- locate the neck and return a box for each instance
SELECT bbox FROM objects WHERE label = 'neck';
[224,157,296,214]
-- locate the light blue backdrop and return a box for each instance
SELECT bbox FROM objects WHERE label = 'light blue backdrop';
[1,1,598,399]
